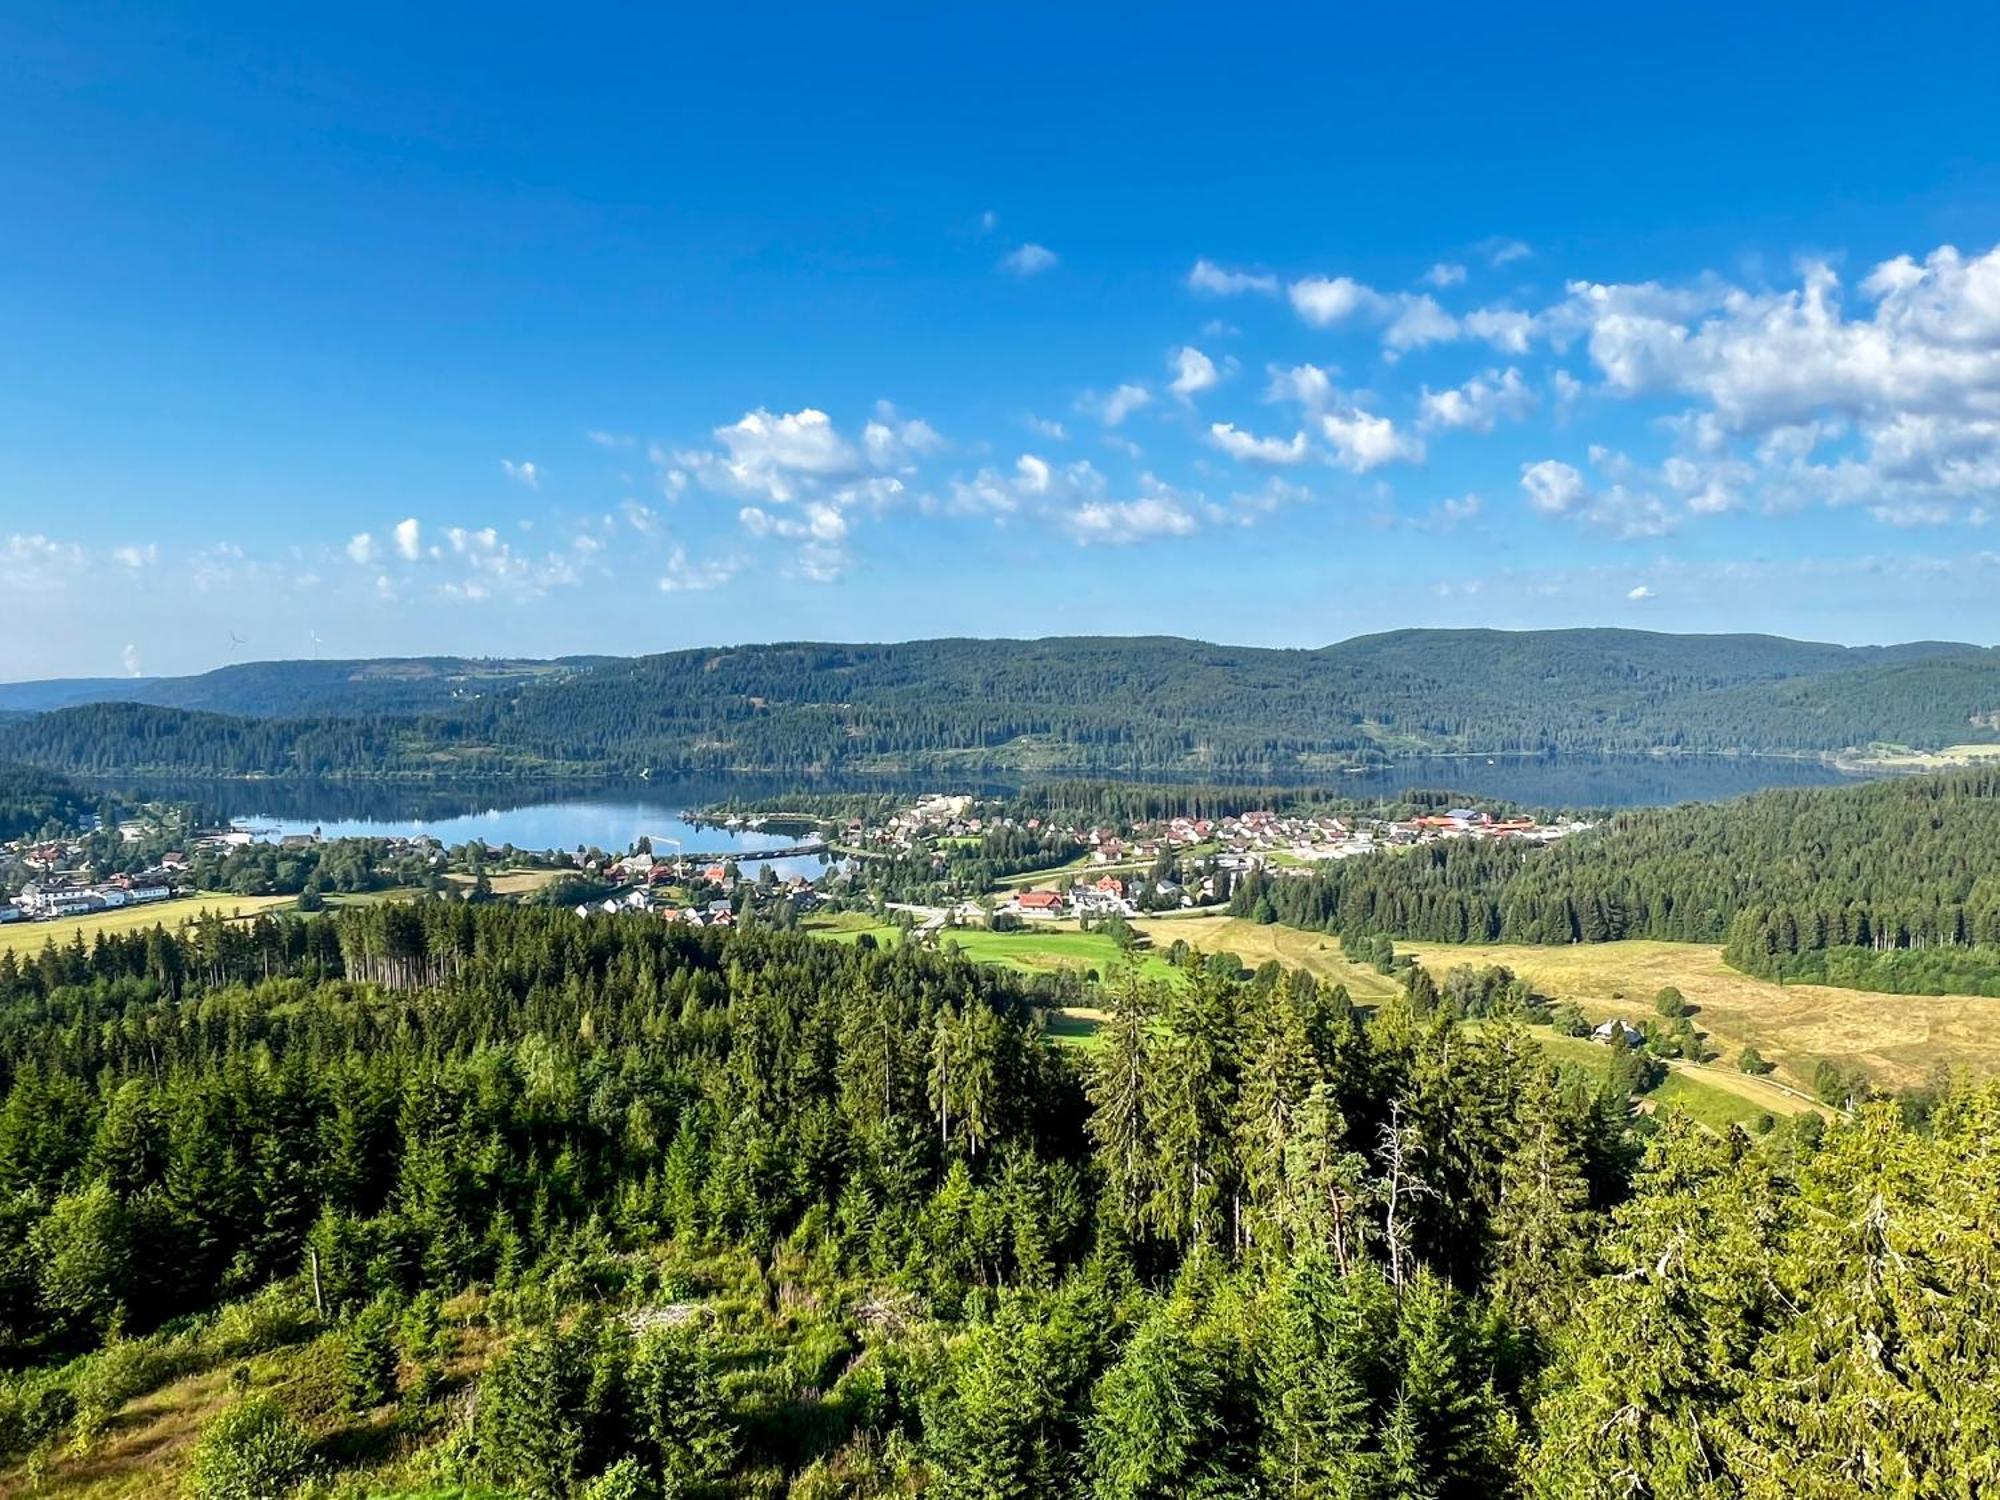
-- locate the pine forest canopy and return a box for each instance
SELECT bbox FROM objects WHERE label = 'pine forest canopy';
[0,628,1998,778]
[0,900,1994,1496]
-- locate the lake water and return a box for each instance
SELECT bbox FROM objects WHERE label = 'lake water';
[1321,754,1858,809]
[207,781,845,882]
[113,756,1869,872]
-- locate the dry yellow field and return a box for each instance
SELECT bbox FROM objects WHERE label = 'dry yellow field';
[443,867,562,897]
[1401,938,2000,1093]
[0,892,298,959]
[1128,916,1408,1005]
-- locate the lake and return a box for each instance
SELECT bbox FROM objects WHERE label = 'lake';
[113,756,1868,870]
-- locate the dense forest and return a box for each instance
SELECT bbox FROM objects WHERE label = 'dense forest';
[1233,769,2000,994]
[2,630,1998,777]
[0,763,93,841]
[0,901,1989,1497]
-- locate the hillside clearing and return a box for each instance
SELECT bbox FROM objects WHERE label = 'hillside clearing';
[1399,937,1999,1093]
[0,893,298,959]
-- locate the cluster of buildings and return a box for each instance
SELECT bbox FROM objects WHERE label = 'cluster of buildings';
[1,870,179,925]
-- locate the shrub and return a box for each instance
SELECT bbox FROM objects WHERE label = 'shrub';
[339,1296,399,1414]
[1737,1045,1774,1076]
[1653,986,1690,1018]
[186,1395,314,1500]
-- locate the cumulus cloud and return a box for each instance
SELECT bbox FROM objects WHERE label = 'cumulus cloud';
[1209,422,1308,465]
[112,543,158,569]
[346,533,379,565]
[1168,346,1221,399]
[1093,383,1153,427]
[1264,362,1339,411]
[393,518,422,561]
[676,407,861,504]
[1628,585,1655,601]
[1286,273,1468,354]
[1026,414,1069,440]
[1000,242,1058,277]
[1520,458,1677,538]
[658,547,741,592]
[500,459,540,488]
[1425,263,1468,288]
[121,643,142,677]
[863,405,945,470]
[1188,258,1279,296]
[1544,245,2000,521]
[1420,367,1536,431]
[1320,409,1424,472]
[1288,275,1388,328]
[1062,494,1200,545]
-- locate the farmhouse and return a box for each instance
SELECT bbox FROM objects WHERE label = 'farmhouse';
[1013,889,1064,915]
[1592,1019,1646,1047]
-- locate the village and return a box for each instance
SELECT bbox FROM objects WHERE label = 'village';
[817,790,1590,922]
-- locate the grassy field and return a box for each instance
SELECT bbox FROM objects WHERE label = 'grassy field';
[802,913,1180,984]
[1839,742,2000,773]
[1399,937,2000,1094]
[0,892,299,958]
[1128,915,1407,1004]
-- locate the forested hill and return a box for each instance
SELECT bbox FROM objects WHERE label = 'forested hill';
[1236,767,2000,994]
[0,629,1997,777]
[1,901,1995,1496]
[0,763,92,840]
[0,656,610,718]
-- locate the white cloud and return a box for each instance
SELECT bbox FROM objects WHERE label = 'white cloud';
[1460,307,1537,354]
[346,533,379,565]
[1320,409,1423,472]
[1520,458,1677,539]
[1383,294,1459,352]
[1062,495,1199,545]
[1264,362,1339,411]
[501,459,540,488]
[1015,453,1053,494]
[1521,459,1587,516]
[121,643,142,677]
[1419,367,1536,431]
[586,429,634,448]
[677,407,861,504]
[1288,275,1388,328]
[863,407,945,470]
[1209,422,1308,465]
[739,501,849,542]
[1481,237,1532,266]
[1095,383,1153,427]
[111,543,158,569]
[1168,346,1220,399]
[1414,494,1483,532]
[1424,263,1468,288]
[979,209,999,233]
[1000,242,1058,277]
[1627,585,1655,601]
[658,546,741,592]
[1026,414,1069,440]
[1188,258,1279,296]
[393,518,422,561]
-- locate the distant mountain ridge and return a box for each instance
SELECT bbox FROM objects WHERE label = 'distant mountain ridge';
[0,656,613,718]
[0,630,1994,779]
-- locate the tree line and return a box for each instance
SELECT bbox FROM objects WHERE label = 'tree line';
[0,900,1988,1494]
[6,632,2000,779]
[1233,768,2000,994]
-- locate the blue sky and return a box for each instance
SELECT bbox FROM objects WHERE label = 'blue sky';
[5,2,2000,678]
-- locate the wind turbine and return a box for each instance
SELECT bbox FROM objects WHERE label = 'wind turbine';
[308,630,323,660]
[228,630,248,656]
